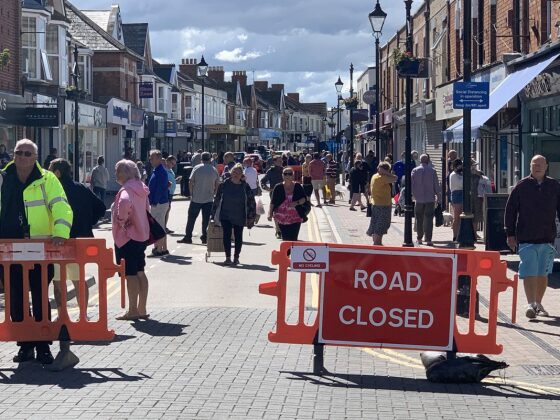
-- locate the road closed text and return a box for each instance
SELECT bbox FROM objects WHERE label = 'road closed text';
[337,269,434,329]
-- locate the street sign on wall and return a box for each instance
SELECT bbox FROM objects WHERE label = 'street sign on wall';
[453,82,490,109]
[319,248,457,350]
[362,89,376,105]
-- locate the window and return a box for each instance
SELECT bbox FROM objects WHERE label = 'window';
[22,17,38,78]
[184,95,192,120]
[46,25,59,84]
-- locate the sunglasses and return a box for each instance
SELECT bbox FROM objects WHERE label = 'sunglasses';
[283,172,294,176]
[14,150,34,157]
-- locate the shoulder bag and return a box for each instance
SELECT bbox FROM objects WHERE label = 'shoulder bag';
[145,210,166,246]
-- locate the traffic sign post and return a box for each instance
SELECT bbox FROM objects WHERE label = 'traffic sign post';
[453,81,489,109]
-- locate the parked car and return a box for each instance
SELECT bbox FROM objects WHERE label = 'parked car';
[233,151,246,163]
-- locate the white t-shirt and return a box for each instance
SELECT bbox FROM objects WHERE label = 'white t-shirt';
[244,166,258,190]
[449,171,463,192]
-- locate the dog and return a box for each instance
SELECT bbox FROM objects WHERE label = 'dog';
[334,190,345,200]
[442,211,453,227]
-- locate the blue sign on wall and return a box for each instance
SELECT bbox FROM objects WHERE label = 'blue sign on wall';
[453,82,489,109]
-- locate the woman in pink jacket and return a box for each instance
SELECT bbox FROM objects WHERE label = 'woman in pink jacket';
[112,159,150,321]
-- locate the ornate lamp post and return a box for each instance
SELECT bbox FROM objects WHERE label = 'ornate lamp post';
[335,76,344,169]
[403,0,414,247]
[368,0,387,163]
[348,63,355,168]
[198,55,208,152]
[71,45,80,182]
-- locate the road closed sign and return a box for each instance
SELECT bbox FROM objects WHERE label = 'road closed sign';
[319,248,457,351]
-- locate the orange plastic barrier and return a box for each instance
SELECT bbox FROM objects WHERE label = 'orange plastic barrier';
[0,239,124,342]
[260,241,517,355]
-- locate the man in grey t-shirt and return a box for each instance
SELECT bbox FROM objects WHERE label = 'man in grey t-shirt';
[178,152,219,244]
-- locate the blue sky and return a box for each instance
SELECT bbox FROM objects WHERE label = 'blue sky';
[70,0,422,108]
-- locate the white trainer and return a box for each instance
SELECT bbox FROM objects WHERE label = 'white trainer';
[536,303,549,317]
[525,303,537,319]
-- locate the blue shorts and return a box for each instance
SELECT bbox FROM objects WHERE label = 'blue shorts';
[518,243,556,278]
[450,190,463,205]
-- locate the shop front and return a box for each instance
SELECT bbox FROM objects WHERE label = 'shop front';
[206,124,246,153]
[258,128,282,150]
[64,99,107,182]
[0,91,26,155]
[518,55,560,181]
[164,120,177,155]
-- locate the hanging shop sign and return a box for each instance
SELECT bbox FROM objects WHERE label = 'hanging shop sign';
[64,100,106,128]
[139,82,154,99]
[106,98,131,126]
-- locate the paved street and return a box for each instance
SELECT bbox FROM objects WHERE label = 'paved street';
[0,193,560,418]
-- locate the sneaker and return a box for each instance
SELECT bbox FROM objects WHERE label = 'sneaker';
[177,237,192,244]
[165,228,174,234]
[160,250,169,256]
[417,239,423,245]
[526,303,537,319]
[233,257,240,265]
[13,348,35,363]
[36,351,54,365]
[349,207,357,211]
[536,303,549,317]
[315,204,322,208]
[224,257,232,266]
[426,241,434,246]
[200,237,207,245]
[148,249,163,258]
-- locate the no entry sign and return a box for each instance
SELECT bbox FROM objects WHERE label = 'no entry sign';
[319,248,457,351]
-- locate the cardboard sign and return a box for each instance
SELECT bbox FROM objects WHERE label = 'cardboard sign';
[319,248,457,351]
[291,245,329,272]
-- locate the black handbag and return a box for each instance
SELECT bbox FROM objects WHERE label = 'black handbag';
[296,200,312,223]
[435,203,444,227]
[366,203,372,217]
[145,210,166,246]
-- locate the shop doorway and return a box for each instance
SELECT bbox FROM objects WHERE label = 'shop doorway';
[537,137,560,180]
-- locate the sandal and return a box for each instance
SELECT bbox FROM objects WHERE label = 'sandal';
[116,313,140,321]
[138,314,150,320]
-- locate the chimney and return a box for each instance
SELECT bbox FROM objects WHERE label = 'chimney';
[208,66,224,83]
[271,84,284,91]
[287,93,300,102]
[254,80,269,91]
[231,70,247,87]
[179,58,198,79]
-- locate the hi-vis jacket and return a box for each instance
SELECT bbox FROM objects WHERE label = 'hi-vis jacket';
[0,162,73,239]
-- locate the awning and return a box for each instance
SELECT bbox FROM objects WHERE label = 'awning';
[443,53,560,142]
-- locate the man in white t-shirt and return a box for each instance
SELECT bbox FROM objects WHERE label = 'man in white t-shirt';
[243,157,258,195]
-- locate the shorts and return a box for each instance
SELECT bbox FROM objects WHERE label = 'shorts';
[52,263,79,282]
[311,179,325,190]
[518,243,556,278]
[450,190,463,205]
[150,202,169,228]
[115,239,147,276]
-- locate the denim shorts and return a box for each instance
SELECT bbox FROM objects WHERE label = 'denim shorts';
[450,190,463,205]
[518,243,556,278]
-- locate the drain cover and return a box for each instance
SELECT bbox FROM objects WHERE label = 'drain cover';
[522,365,560,375]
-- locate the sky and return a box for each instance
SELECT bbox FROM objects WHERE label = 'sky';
[70,0,422,109]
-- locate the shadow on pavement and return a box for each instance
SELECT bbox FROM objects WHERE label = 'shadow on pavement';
[282,371,560,399]
[73,334,136,346]
[242,241,266,246]
[0,365,147,389]
[161,255,192,265]
[130,319,188,337]
[252,225,274,229]
[497,321,560,338]
[212,262,276,272]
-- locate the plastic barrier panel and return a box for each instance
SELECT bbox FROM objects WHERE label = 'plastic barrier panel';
[0,239,124,343]
[260,242,517,355]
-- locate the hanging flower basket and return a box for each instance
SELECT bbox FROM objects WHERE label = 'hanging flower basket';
[392,48,420,77]
[0,49,10,71]
[343,97,359,110]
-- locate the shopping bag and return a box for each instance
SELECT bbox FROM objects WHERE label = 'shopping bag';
[256,198,265,215]
[145,211,166,246]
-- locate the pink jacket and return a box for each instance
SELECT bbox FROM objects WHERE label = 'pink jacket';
[112,179,150,248]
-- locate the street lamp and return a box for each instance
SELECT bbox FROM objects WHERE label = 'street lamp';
[335,76,344,171]
[348,64,355,168]
[198,55,208,152]
[71,45,80,182]
[369,0,387,164]
[403,0,414,247]
[457,0,476,248]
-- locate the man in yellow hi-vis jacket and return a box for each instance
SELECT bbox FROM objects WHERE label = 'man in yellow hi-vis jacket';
[0,139,73,365]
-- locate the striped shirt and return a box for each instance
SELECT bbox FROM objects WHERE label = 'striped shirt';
[325,160,338,178]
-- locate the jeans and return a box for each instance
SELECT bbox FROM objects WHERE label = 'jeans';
[93,186,106,202]
[221,219,244,258]
[185,201,213,240]
[415,202,435,242]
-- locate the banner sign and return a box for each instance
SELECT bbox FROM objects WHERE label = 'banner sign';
[319,248,457,350]
[139,82,154,99]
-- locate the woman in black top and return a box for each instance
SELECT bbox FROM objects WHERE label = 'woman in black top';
[212,164,256,265]
[268,167,309,241]
[349,160,369,211]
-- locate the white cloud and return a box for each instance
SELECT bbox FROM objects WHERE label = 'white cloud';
[237,33,248,42]
[215,48,262,62]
